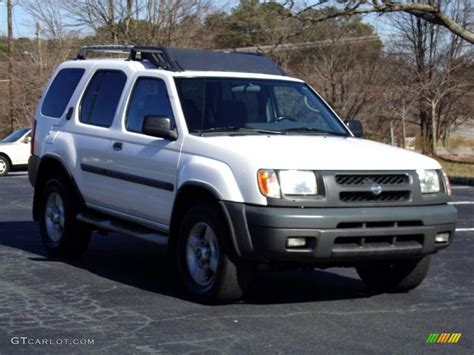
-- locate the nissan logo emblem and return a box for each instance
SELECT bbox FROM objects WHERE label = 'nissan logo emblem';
[370,183,383,195]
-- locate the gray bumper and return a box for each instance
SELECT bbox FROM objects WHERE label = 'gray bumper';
[221,202,457,265]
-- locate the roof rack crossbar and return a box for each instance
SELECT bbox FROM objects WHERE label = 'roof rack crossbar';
[129,46,181,71]
[76,45,134,60]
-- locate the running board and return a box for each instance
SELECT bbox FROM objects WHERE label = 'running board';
[77,212,168,246]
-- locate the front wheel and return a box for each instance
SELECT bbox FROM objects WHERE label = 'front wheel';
[356,256,431,293]
[176,203,245,304]
[39,178,91,257]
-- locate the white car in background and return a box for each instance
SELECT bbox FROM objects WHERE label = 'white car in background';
[0,128,31,176]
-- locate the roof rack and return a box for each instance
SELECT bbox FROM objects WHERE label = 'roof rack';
[75,45,287,76]
[76,45,134,60]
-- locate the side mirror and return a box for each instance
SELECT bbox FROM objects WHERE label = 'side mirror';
[345,119,363,138]
[23,136,32,144]
[142,116,177,141]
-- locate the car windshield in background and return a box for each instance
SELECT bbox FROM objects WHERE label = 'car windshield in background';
[174,78,349,136]
[2,128,30,143]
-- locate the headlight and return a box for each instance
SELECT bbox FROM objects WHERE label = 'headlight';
[279,170,317,195]
[417,169,441,194]
[258,169,317,198]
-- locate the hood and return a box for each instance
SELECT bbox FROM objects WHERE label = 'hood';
[183,135,440,171]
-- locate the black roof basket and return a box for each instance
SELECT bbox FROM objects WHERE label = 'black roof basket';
[76,45,287,76]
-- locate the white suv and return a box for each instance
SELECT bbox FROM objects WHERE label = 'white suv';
[0,128,31,176]
[29,45,457,303]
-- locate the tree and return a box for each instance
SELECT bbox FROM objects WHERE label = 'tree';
[283,0,474,44]
[387,3,473,154]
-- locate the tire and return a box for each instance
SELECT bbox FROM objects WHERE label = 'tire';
[0,156,10,177]
[176,203,245,304]
[356,256,431,293]
[39,177,91,257]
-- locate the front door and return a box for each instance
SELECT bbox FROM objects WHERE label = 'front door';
[106,74,181,229]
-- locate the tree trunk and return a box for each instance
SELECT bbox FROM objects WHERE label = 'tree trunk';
[390,120,396,146]
[109,0,117,43]
[7,0,15,133]
[125,0,133,41]
[431,100,437,156]
[401,113,406,149]
[36,22,43,77]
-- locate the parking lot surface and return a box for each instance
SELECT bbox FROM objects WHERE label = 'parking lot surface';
[0,173,473,354]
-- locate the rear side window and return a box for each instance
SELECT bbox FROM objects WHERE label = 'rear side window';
[41,68,85,118]
[80,70,127,127]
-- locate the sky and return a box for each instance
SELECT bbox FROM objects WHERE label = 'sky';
[0,3,36,38]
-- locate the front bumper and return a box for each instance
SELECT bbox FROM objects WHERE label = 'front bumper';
[221,202,457,265]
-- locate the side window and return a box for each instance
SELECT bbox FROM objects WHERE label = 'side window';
[41,68,85,118]
[80,70,127,127]
[126,77,175,133]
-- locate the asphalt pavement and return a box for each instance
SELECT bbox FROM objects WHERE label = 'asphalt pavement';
[0,172,473,354]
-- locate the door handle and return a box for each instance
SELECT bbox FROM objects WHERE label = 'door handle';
[113,142,123,151]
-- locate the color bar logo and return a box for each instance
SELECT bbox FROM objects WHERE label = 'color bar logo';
[426,333,462,344]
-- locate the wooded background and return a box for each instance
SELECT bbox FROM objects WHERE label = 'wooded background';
[0,0,473,155]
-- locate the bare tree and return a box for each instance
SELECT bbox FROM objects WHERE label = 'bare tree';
[62,0,123,42]
[283,0,474,44]
[386,2,473,154]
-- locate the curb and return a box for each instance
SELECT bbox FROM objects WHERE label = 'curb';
[449,176,474,186]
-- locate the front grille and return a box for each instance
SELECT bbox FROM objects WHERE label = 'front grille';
[340,191,410,203]
[337,220,423,229]
[335,174,409,186]
[333,234,424,248]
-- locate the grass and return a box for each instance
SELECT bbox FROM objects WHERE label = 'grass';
[435,158,474,178]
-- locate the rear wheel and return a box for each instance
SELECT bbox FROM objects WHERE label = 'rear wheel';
[176,203,245,304]
[0,156,10,177]
[39,177,91,257]
[356,256,431,293]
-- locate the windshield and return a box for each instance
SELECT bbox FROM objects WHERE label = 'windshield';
[174,78,349,136]
[2,128,30,143]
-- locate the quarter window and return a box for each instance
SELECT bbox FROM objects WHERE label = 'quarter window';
[126,77,175,133]
[41,68,85,118]
[80,70,127,127]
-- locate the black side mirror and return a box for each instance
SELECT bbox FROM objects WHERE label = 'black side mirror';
[344,119,363,138]
[142,116,177,141]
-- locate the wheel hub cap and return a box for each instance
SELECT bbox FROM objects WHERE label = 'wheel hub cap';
[186,222,219,287]
[45,192,65,243]
[0,160,6,174]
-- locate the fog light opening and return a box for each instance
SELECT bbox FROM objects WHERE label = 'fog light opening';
[435,232,450,243]
[286,237,308,249]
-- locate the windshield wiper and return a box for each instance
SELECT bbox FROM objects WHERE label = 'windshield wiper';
[283,127,348,137]
[196,126,283,135]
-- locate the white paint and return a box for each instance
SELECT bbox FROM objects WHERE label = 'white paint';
[456,228,474,232]
[449,201,474,205]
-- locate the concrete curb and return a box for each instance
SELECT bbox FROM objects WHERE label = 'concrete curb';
[449,176,474,186]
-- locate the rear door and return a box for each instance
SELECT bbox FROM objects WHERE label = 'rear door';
[104,73,182,228]
[71,68,130,210]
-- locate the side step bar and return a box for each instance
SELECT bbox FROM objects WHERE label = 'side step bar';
[77,212,168,246]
